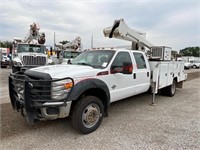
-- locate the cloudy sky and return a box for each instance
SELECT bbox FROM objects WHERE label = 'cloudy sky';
[0,0,199,51]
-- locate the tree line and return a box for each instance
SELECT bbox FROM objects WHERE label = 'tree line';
[0,40,199,57]
[179,46,200,57]
[0,41,13,49]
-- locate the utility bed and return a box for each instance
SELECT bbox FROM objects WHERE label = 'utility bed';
[149,60,187,92]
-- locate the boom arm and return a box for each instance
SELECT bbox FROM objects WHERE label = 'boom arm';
[55,37,82,51]
[103,19,153,50]
[25,23,46,44]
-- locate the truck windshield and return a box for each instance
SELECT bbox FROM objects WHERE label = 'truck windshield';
[63,51,80,59]
[71,50,115,68]
[17,44,46,53]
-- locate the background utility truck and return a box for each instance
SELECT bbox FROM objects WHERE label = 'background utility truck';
[11,23,50,73]
[51,37,82,64]
[0,48,11,68]
[9,19,187,134]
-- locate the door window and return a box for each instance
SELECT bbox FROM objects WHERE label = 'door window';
[111,52,132,73]
[133,52,147,69]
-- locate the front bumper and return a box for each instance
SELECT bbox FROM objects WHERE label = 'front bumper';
[9,72,74,123]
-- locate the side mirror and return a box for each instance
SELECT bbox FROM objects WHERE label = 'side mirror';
[122,62,133,74]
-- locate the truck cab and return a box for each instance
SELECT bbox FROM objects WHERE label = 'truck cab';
[12,43,49,72]
[62,50,81,64]
[9,49,154,134]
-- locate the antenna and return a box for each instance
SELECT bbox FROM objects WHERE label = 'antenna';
[91,35,93,49]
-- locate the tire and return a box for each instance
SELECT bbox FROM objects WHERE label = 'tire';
[193,65,197,69]
[184,66,189,70]
[1,65,6,68]
[163,80,176,97]
[71,96,104,134]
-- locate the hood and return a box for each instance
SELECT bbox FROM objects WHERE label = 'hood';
[30,64,101,79]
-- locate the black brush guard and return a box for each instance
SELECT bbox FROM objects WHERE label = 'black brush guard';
[9,72,74,124]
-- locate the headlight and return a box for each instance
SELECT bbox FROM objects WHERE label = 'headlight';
[51,79,73,100]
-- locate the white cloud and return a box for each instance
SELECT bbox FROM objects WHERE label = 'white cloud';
[0,0,199,50]
[147,4,199,50]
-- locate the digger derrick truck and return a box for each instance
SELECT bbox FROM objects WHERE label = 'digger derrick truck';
[9,19,187,134]
[52,37,82,64]
[11,23,49,73]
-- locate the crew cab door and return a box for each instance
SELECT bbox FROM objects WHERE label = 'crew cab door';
[109,51,134,102]
[132,51,150,94]
[109,51,150,103]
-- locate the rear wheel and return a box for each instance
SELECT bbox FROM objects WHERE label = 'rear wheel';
[71,96,104,134]
[162,80,176,97]
[193,65,197,69]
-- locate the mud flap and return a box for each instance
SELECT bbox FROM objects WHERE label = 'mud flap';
[177,81,183,88]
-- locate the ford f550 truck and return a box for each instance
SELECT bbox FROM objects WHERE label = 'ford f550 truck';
[9,19,187,134]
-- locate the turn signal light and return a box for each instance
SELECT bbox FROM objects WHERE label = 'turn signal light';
[64,82,73,89]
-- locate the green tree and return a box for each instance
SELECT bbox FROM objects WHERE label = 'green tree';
[179,47,200,57]
[0,40,13,48]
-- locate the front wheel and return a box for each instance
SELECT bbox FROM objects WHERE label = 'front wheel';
[71,96,104,134]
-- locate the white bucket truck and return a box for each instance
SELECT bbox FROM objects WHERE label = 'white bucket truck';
[9,19,187,134]
[51,37,82,65]
[11,23,50,73]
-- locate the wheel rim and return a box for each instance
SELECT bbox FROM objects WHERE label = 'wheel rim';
[171,81,176,94]
[82,103,101,128]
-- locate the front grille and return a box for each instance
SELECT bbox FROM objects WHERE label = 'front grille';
[9,72,74,123]
[23,56,46,66]
[28,80,51,104]
[9,73,74,107]
[9,73,51,105]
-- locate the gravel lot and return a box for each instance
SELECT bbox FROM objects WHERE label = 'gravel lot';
[0,68,200,150]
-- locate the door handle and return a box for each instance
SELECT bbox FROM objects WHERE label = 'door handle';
[133,73,136,79]
[147,72,149,77]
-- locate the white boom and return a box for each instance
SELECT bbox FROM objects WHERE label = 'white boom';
[103,19,153,50]
[25,23,46,44]
[55,37,82,51]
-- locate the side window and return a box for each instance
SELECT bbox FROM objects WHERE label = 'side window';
[111,52,132,73]
[133,52,147,69]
